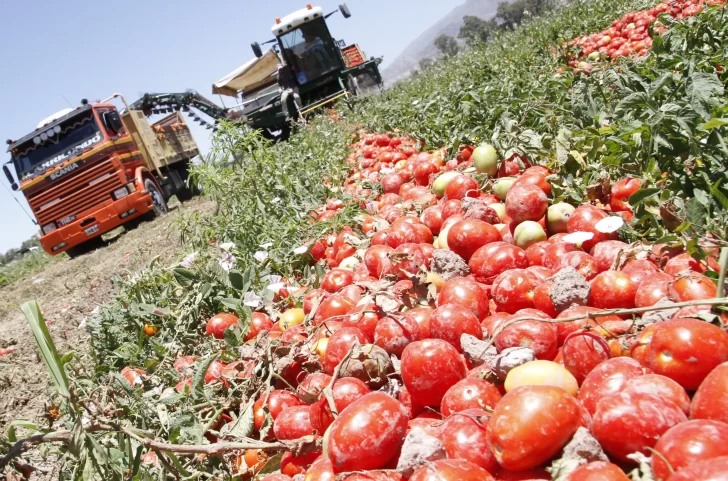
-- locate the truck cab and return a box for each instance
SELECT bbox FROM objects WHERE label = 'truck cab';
[4,96,199,256]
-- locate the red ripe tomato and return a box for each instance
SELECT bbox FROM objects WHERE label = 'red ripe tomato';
[622,374,690,415]
[327,392,408,472]
[440,378,502,416]
[620,259,659,287]
[669,273,717,302]
[567,205,618,252]
[253,390,303,431]
[303,456,334,480]
[403,307,433,339]
[321,269,354,293]
[542,242,580,269]
[498,153,532,177]
[646,318,728,391]
[439,411,500,472]
[401,339,467,406]
[447,219,501,261]
[391,243,426,280]
[469,242,529,283]
[203,359,226,384]
[323,327,370,375]
[206,313,239,339]
[668,456,728,481]
[562,330,612,384]
[525,241,550,266]
[314,295,356,326]
[505,185,548,223]
[512,172,552,196]
[564,461,630,481]
[342,303,381,340]
[664,253,708,276]
[261,473,296,481]
[487,385,581,471]
[437,276,490,321]
[634,272,673,307]
[589,271,637,309]
[497,467,551,480]
[364,245,394,278]
[410,459,495,481]
[441,200,464,220]
[273,405,314,440]
[593,391,687,463]
[532,282,558,317]
[491,269,538,313]
[414,161,440,186]
[309,377,370,432]
[556,251,598,280]
[381,173,406,194]
[421,205,444,235]
[691,362,728,422]
[578,357,649,415]
[610,178,642,212]
[652,419,728,480]
[430,303,482,352]
[445,175,480,201]
[297,372,332,403]
[495,316,558,360]
[374,316,421,357]
[247,312,274,340]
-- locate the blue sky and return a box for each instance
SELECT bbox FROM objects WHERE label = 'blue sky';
[0,0,461,254]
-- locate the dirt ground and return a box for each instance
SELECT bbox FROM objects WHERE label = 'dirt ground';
[0,197,213,478]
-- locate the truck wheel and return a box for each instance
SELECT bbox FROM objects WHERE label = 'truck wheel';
[145,178,168,217]
[66,236,105,259]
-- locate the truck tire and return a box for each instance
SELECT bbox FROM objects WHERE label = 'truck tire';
[146,178,169,217]
[66,236,105,259]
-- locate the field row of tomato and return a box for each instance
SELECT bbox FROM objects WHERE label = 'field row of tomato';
[158,128,726,481]
[6,0,728,480]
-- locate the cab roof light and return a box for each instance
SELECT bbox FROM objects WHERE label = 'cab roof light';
[276,16,281,24]
[307,3,313,8]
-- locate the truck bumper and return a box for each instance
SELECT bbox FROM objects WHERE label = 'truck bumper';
[39,190,154,255]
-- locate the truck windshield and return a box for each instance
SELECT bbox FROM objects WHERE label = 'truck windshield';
[12,109,103,181]
[279,18,342,86]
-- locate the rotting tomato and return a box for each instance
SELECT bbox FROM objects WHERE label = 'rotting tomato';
[487,385,581,471]
[469,242,529,283]
[445,174,480,201]
[589,271,637,309]
[374,316,421,357]
[273,405,314,440]
[438,276,490,321]
[495,317,558,361]
[609,178,642,213]
[562,330,612,385]
[567,205,618,252]
[505,185,549,223]
[323,327,370,375]
[491,269,538,314]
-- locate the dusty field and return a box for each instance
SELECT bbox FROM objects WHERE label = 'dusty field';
[0,198,213,460]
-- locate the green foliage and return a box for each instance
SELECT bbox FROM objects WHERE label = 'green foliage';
[0,247,60,288]
[355,0,728,243]
[459,15,499,46]
[434,34,460,58]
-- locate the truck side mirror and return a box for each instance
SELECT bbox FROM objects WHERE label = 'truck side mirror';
[3,164,18,191]
[252,42,263,58]
[339,3,351,18]
[103,110,124,135]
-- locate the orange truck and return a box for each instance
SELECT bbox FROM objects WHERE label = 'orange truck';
[3,94,200,257]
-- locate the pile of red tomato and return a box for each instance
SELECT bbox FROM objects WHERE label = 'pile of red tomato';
[123,132,728,481]
[566,0,724,70]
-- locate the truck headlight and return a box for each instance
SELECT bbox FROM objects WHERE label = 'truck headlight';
[126,182,136,193]
[42,222,57,235]
[112,187,129,200]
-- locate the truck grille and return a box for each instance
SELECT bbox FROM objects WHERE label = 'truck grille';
[27,158,124,226]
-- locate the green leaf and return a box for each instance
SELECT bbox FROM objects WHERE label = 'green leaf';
[699,118,728,130]
[229,270,245,290]
[173,268,196,287]
[629,188,661,206]
[192,353,218,399]
[82,454,95,481]
[687,72,724,120]
[223,324,243,348]
[220,297,242,310]
[20,301,70,397]
[7,424,16,443]
[257,453,284,476]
